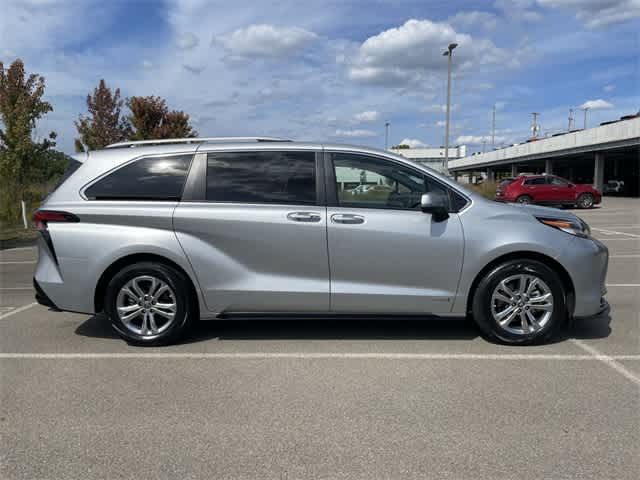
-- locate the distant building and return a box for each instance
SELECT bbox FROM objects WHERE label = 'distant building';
[389,145,467,173]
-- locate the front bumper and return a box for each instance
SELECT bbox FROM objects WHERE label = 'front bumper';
[560,236,609,317]
[575,297,609,320]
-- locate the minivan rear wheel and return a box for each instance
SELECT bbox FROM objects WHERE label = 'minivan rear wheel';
[104,262,194,346]
[471,259,566,345]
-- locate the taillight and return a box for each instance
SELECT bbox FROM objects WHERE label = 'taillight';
[32,210,79,231]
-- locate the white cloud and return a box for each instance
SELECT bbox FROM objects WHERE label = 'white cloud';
[217,24,317,60]
[353,110,379,122]
[435,120,446,127]
[334,129,377,138]
[346,19,511,86]
[176,32,199,50]
[182,64,206,74]
[398,138,428,148]
[603,84,616,92]
[537,0,640,28]
[495,0,543,22]
[142,60,153,69]
[422,103,459,113]
[580,99,614,110]
[448,11,499,30]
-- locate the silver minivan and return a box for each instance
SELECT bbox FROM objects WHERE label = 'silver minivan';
[33,137,609,346]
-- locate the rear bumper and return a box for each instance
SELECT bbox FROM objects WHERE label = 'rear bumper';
[33,278,60,311]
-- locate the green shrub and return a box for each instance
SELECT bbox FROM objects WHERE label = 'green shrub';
[466,181,498,200]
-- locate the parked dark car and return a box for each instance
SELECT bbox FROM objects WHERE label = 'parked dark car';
[495,175,601,208]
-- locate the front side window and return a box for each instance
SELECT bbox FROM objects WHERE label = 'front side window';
[550,177,569,186]
[206,151,316,205]
[332,153,449,210]
[85,154,193,200]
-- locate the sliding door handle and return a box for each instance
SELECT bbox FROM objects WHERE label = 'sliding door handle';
[331,213,365,224]
[287,212,322,223]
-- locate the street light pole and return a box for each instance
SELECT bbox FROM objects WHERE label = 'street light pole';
[384,121,390,150]
[442,42,457,175]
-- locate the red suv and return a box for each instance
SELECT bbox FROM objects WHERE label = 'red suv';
[495,175,601,209]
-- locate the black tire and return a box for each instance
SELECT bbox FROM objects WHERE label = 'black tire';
[471,259,567,345]
[577,193,594,209]
[104,262,194,346]
[516,195,532,205]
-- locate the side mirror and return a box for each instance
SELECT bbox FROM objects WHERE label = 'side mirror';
[421,193,449,222]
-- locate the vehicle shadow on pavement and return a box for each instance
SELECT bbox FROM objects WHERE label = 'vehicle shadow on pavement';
[565,313,612,340]
[74,313,612,345]
[75,315,481,343]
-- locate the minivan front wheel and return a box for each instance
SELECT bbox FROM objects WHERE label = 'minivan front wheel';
[104,262,194,346]
[472,259,566,345]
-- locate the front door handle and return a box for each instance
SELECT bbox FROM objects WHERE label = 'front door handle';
[331,213,365,224]
[287,212,322,223]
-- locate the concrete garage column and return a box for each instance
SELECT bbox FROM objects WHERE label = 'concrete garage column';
[594,152,605,192]
[511,164,518,177]
[487,168,495,182]
[545,159,553,175]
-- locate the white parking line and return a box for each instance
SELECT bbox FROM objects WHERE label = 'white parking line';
[0,246,36,252]
[606,284,640,287]
[609,255,640,258]
[0,261,36,265]
[571,339,640,386]
[598,238,639,241]
[1,352,639,360]
[0,287,33,290]
[0,302,37,320]
[593,228,640,238]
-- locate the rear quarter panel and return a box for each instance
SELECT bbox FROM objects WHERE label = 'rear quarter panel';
[34,201,207,315]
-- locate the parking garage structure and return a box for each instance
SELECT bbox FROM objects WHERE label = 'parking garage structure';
[449,116,640,197]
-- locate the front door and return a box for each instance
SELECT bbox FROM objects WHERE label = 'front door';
[325,152,465,314]
[173,149,330,313]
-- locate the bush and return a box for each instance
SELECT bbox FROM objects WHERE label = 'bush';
[466,181,498,200]
[0,181,54,224]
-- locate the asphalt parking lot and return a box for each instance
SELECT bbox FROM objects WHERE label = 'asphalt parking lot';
[1,197,638,480]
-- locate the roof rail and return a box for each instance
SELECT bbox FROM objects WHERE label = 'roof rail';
[105,136,291,149]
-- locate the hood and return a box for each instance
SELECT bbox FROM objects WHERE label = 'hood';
[504,202,580,221]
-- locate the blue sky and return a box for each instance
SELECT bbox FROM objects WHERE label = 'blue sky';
[2,0,639,153]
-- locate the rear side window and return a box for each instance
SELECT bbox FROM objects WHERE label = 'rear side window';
[85,154,193,200]
[524,177,546,185]
[206,151,316,205]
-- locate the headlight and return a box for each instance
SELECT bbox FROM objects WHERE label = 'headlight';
[537,217,591,238]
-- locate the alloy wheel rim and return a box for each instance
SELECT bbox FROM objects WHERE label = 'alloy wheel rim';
[490,274,554,335]
[518,197,530,204]
[581,195,593,207]
[116,275,177,337]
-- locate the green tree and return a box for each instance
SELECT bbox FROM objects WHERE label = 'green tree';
[127,95,197,140]
[0,58,56,220]
[75,79,129,151]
